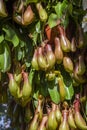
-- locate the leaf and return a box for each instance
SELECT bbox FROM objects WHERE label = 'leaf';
[48,13,58,28]
[59,65,73,87]
[26,0,39,4]
[0,34,4,43]
[19,39,25,47]
[17,47,23,60]
[48,79,60,104]
[62,15,69,28]
[32,31,38,45]
[61,0,68,12]
[62,69,74,100]
[29,22,41,45]
[29,69,35,86]
[54,0,70,28]
[36,21,41,33]
[33,89,39,100]
[14,46,23,61]
[55,0,68,19]
[57,65,74,100]
[2,25,19,47]
[0,42,11,72]
[25,62,31,68]
[55,2,63,18]
[48,86,60,104]
[65,84,74,100]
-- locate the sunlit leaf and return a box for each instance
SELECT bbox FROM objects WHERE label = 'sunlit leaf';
[55,0,68,18]
[55,2,62,18]
[57,65,74,100]
[65,84,74,100]
[62,70,74,100]
[36,21,41,33]
[48,13,58,28]
[48,86,60,104]
[48,79,60,104]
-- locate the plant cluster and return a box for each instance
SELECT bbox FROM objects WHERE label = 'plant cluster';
[0,0,87,129]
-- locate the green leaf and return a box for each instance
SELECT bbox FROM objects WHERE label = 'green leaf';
[55,0,68,19]
[29,22,41,45]
[0,42,11,72]
[29,69,35,86]
[0,34,4,43]
[36,21,41,33]
[48,79,60,104]
[32,31,38,45]
[63,72,72,87]
[19,40,25,47]
[33,89,39,100]
[2,25,19,47]
[55,2,62,18]
[15,46,23,61]
[65,84,74,100]
[25,62,31,68]
[17,47,23,60]
[62,15,69,28]
[48,13,58,28]
[26,0,39,4]
[48,85,60,104]
[62,70,74,100]
[57,65,74,100]
[59,66,73,87]
[61,0,68,12]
